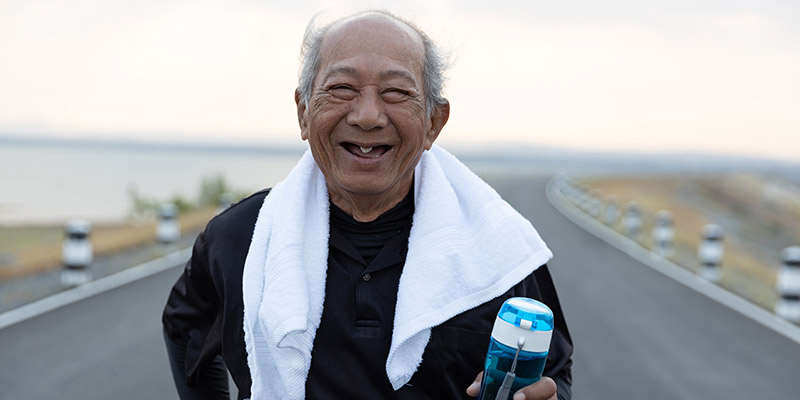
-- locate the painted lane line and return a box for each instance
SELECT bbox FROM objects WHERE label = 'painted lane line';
[0,247,191,330]
[545,178,800,346]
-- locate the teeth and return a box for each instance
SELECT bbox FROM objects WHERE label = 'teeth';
[359,146,373,153]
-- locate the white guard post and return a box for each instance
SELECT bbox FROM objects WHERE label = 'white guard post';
[587,190,602,218]
[156,203,181,245]
[576,185,589,211]
[697,224,724,283]
[61,219,93,286]
[775,246,800,323]
[652,210,675,258]
[621,201,642,240]
[604,195,620,226]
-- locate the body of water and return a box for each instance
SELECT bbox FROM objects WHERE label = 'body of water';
[6,136,796,226]
[1,137,583,225]
[0,139,305,225]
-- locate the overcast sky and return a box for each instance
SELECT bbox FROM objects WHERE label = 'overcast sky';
[1,0,798,161]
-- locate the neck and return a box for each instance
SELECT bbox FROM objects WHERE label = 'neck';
[328,179,413,222]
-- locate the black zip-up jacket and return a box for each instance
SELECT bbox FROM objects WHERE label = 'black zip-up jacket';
[163,189,573,399]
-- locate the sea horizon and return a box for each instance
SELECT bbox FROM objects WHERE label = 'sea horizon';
[2,134,799,226]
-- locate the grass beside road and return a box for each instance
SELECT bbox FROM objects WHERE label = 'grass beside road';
[577,173,800,310]
[0,207,217,281]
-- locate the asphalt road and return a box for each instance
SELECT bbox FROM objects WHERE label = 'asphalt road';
[1,174,799,399]
[490,174,800,399]
[0,265,182,399]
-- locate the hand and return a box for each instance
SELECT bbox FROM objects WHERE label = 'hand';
[466,372,557,400]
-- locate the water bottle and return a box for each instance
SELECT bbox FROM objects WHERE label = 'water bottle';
[477,297,553,400]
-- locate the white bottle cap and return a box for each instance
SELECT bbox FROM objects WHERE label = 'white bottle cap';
[491,316,552,353]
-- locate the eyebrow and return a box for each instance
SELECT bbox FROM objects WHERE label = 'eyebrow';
[321,65,418,84]
[380,69,417,83]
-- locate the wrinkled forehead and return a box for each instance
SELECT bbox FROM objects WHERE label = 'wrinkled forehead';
[318,14,426,79]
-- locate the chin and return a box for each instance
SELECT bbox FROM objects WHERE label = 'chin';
[341,182,393,196]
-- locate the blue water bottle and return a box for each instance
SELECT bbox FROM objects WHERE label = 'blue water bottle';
[477,297,553,400]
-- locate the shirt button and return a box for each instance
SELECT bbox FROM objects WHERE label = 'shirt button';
[362,273,372,282]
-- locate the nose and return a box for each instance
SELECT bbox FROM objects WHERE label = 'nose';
[347,90,388,131]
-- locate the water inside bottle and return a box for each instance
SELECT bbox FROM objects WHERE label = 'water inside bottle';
[477,339,548,400]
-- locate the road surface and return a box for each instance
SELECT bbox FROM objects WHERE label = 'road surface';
[1,174,799,399]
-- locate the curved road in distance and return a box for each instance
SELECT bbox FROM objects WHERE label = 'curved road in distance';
[1,174,799,399]
[490,174,800,400]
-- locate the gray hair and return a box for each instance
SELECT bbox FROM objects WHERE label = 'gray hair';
[297,10,449,116]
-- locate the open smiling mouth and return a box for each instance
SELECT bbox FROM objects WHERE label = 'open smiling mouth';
[343,143,392,159]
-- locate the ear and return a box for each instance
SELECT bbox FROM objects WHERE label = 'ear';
[423,100,450,150]
[295,88,309,141]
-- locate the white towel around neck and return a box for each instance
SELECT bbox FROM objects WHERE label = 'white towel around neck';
[242,145,552,399]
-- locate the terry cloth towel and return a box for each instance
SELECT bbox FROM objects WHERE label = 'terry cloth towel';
[242,145,553,400]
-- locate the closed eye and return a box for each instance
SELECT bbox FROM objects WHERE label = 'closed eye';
[329,85,358,100]
[381,88,411,103]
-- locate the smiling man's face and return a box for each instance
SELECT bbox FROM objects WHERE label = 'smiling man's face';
[297,15,447,215]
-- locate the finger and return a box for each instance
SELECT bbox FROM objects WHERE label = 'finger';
[466,371,483,397]
[513,376,557,400]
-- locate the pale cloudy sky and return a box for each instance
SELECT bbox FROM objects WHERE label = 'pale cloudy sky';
[1,0,798,161]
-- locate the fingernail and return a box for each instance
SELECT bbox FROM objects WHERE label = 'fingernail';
[513,393,526,400]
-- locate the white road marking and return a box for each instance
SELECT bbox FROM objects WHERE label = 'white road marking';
[0,247,190,330]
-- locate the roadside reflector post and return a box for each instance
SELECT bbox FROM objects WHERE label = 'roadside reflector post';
[775,246,800,323]
[587,190,602,217]
[622,201,642,240]
[560,178,575,201]
[698,224,724,283]
[576,185,589,210]
[60,219,93,286]
[604,195,619,226]
[156,203,180,245]
[652,210,675,257]
[567,180,579,203]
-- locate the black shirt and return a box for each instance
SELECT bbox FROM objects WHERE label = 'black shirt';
[163,188,573,400]
[306,188,414,398]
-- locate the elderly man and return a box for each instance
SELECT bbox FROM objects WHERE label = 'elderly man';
[163,10,572,400]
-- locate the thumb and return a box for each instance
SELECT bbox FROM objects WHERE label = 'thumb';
[466,371,483,397]
[513,376,557,400]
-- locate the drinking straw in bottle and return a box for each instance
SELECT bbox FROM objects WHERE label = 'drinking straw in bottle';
[477,297,553,400]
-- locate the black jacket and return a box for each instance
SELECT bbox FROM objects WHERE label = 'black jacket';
[163,189,573,399]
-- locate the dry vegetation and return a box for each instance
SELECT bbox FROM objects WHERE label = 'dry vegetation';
[578,172,800,309]
[0,207,217,280]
